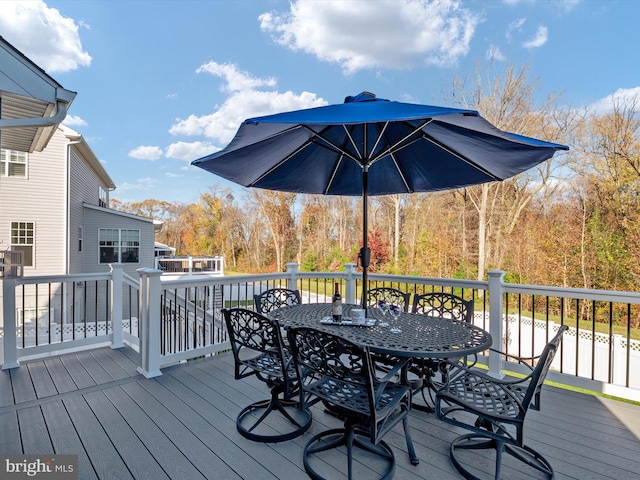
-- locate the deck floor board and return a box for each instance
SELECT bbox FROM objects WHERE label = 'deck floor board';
[1,346,639,480]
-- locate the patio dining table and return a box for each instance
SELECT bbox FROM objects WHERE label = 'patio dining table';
[267,303,492,360]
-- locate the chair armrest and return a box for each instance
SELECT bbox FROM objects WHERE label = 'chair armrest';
[446,360,536,387]
[374,357,412,399]
[376,356,411,383]
[488,348,544,372]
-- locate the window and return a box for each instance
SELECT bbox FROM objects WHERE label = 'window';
[11,222,34,267]
[99,228,139,264]
[1,149,27,177]
[99,186,108,207]
[78,227,83,253]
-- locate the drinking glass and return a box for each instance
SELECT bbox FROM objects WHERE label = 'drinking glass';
[377,300,390,328]
[389,304,402,333]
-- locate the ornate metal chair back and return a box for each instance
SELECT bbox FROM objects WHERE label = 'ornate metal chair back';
[366,287,411,312]
[254,288,302,314]
[412,292,473,322]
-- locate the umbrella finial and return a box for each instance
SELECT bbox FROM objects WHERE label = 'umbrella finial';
[344,92,379,103]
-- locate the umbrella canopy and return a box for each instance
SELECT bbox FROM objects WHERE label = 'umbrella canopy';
[192,92,569,305]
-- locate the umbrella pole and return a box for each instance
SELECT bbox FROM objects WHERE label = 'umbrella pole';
[360,167,370,308]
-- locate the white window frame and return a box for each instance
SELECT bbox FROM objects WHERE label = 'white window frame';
[10,221,34,267]
[98,228,140,264]
[78,226,84,253]
[17,307,53,325]
[99,186,108,207]
[1,149,28,178]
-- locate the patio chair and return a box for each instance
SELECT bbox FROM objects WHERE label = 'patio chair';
[435,325,568,480]
[221,308,312,443]
[288,326,419,480]
[366,287,411,312]
[410,292,475,411]
[254,287,302,314]
[412,291,473,321]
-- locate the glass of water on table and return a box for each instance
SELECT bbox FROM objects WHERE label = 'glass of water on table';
[377,300,390,327]
[389,304,402,333]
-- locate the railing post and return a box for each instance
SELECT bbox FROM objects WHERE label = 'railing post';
[2,277,20,369]
[344,263,357,305]
[217,256,224,275]
[285,263,300,291]
[487,270,505,379]
[110,263,124,349]
[137,268,163,378]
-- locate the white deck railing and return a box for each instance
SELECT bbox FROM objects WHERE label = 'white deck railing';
[2,263,640,403]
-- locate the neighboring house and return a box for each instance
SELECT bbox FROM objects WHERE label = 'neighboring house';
[0,125,157,278]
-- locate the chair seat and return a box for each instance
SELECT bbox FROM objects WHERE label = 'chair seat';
[439,370,527,421]
[307,376,411,418]
[242,351,296,380]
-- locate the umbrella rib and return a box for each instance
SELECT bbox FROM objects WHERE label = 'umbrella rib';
[323,153,345,194]
[248,137,317,186]
[301,125,362,163]
[389,151,411,191]
[370,119,433,164]
[419,131,503,181]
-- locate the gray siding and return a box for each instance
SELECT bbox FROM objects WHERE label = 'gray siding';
[0,127,67,275]
[83,206,155,277]
[68,145,109,274]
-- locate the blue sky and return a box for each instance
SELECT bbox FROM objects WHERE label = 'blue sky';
[1,0,638,204]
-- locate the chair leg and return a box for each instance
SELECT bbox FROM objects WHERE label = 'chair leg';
[303,426,395,480]
[236,386,312,443]
[403,416,419,465]
[448,433,554,480]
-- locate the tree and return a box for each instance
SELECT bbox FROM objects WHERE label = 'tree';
[445,60,573,281]
[250,189,297,271]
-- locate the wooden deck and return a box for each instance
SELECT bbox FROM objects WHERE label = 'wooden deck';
[1,346,639,480]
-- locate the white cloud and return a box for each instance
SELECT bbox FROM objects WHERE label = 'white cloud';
[589,87,640,114]
[506,18,526,42]
[129,145,163,161]
[116,177,159,192]
[196,62,277,93]
[0,0,92,73]
[523,26,548,48]
[165,141,218,162]
[259,0,481,75]
[165,172,182,178]
[486,45,506,62]
[62,115,87,127]
[169,88,327,144]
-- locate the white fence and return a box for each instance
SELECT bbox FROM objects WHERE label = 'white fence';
[2,264,640,402]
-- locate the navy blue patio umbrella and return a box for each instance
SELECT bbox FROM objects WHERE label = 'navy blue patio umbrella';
[192,92,569,306]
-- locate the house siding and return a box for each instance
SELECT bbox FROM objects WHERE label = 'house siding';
[83,206,155,277]
[0,127,67,275]
[68,145,109,274]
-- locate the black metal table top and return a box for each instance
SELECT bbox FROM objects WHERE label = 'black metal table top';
[268,303,492,359]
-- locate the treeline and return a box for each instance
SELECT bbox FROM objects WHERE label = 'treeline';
[112,62,640,294]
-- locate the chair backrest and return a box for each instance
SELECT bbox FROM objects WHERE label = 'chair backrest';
[366,287,411,312]
[254,288,302,314]
[522,325,568,412]
[288,327,375,412]
[221,307,288,380]
[412,292,473,322]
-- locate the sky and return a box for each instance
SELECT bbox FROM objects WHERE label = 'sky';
[1,0,638,205]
